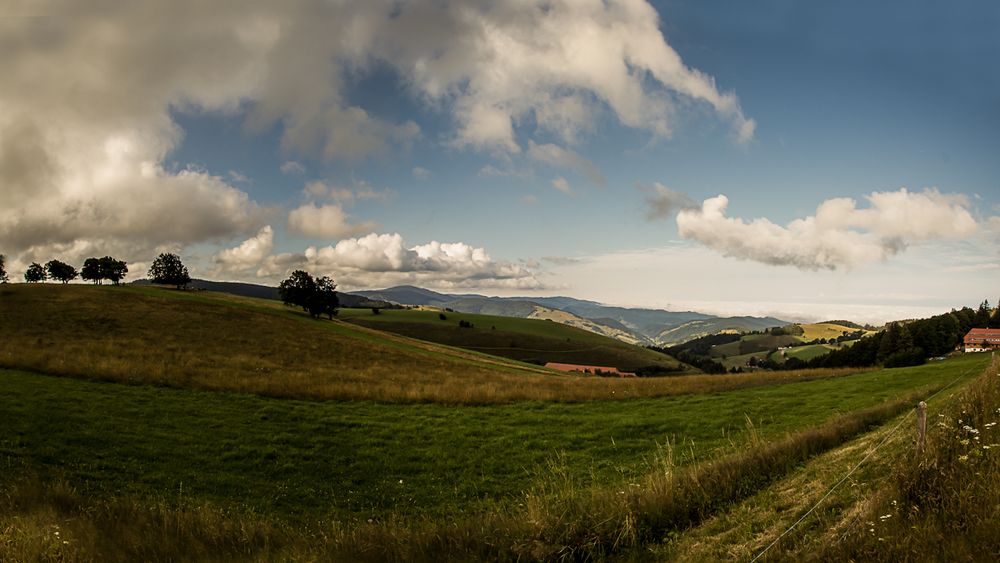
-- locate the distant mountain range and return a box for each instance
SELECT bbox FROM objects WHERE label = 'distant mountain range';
[353,285,788,345]
[135,279,788,345]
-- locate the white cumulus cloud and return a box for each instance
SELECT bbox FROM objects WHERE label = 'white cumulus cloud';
[257,233,543,290]
[676,188,981,271]
[287,204,379,239]
[213,226,274,273]
[0,0,752,268]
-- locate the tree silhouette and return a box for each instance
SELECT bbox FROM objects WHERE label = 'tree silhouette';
[45,260,78,284]
[81,258,102,284]
[24,262,46,283]
[0,254,7,283]
[148,253,191,289]
[278,270,338,319]
[99,256,128,285]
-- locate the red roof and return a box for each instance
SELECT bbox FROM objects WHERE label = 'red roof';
[544,362,636,377]
[964,328,1000,343]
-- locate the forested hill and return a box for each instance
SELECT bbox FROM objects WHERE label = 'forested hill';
[805,302,997,369]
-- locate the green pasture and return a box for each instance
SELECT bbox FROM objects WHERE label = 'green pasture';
[1,354,986,524]
[338,306,688,372]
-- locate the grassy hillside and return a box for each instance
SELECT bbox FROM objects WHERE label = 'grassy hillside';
[0,284,842,403]
[1,354,988,560]
[708,333,802,358]
[337,307,691,373]
[799,322,868,341]
[3,283,992,560]
[657,316,786,345]
[772,343,841,362]
[0,284,567,404]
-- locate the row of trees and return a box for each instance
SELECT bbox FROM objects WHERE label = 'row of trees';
[23,257,129,285]
[3,252,192,288]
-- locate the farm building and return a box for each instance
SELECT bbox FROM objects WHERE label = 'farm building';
[963,328,1000,352]
[544,362,636,377]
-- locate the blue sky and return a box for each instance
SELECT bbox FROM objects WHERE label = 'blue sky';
[2,1,998,322]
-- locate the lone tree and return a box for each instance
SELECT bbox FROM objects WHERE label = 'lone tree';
[99,256,128,285]
[45,260,78,284]
[24,262,47,283]
[148,253,191,289]
[278,270,339,319]
[0,254,8,283]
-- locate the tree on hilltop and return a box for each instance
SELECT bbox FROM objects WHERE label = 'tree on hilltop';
[82,256,129,285]
[148,253,191,289]
[99,256,128,285]
[45,260,78,284]
[0,254,8,283]
[24,262,46,283]
[81,258,102,284]
[278,270,339,319]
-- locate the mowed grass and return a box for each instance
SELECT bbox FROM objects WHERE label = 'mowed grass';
[0,284,863,404]
[0,354,986,525]
[799,322,864,341]
[337,307,690,373]
[771,344,841,363]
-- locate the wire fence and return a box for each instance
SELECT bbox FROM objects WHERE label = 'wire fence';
[750,358,989,562]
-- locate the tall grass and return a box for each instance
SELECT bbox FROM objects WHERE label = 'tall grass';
[0,284,863,404]
[815,355,1000,561]
[328,387,936,561]
[0,478,293,563]
[1,391,931,562]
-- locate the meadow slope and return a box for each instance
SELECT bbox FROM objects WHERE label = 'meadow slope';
[1,283,991,561]
[0,284,857,404]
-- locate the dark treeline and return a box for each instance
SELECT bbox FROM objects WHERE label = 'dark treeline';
[650,341,728,374]
[658,301,999,375]
[666,333,741,357]
[786,301,998,370]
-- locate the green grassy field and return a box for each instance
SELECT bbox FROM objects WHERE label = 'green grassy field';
[338,307,690,373]
[708,333,803,359]
[771,343,841,362]
[798,322,866,341]
[2,284,993,560]
[1,354,986,525]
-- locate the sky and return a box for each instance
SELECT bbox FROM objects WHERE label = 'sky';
[1,0,998,323]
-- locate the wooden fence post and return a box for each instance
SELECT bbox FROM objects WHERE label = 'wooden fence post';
[916,401,927,454]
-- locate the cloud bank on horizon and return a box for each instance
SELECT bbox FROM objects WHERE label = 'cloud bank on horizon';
[675,188,982,271]
[249,233,543,290]
[0,0,752,287]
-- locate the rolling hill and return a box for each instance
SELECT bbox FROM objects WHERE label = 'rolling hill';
[133,277,394,308]
[353,285,789,345]
[337,307,692,374]
[0,284,714,403]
